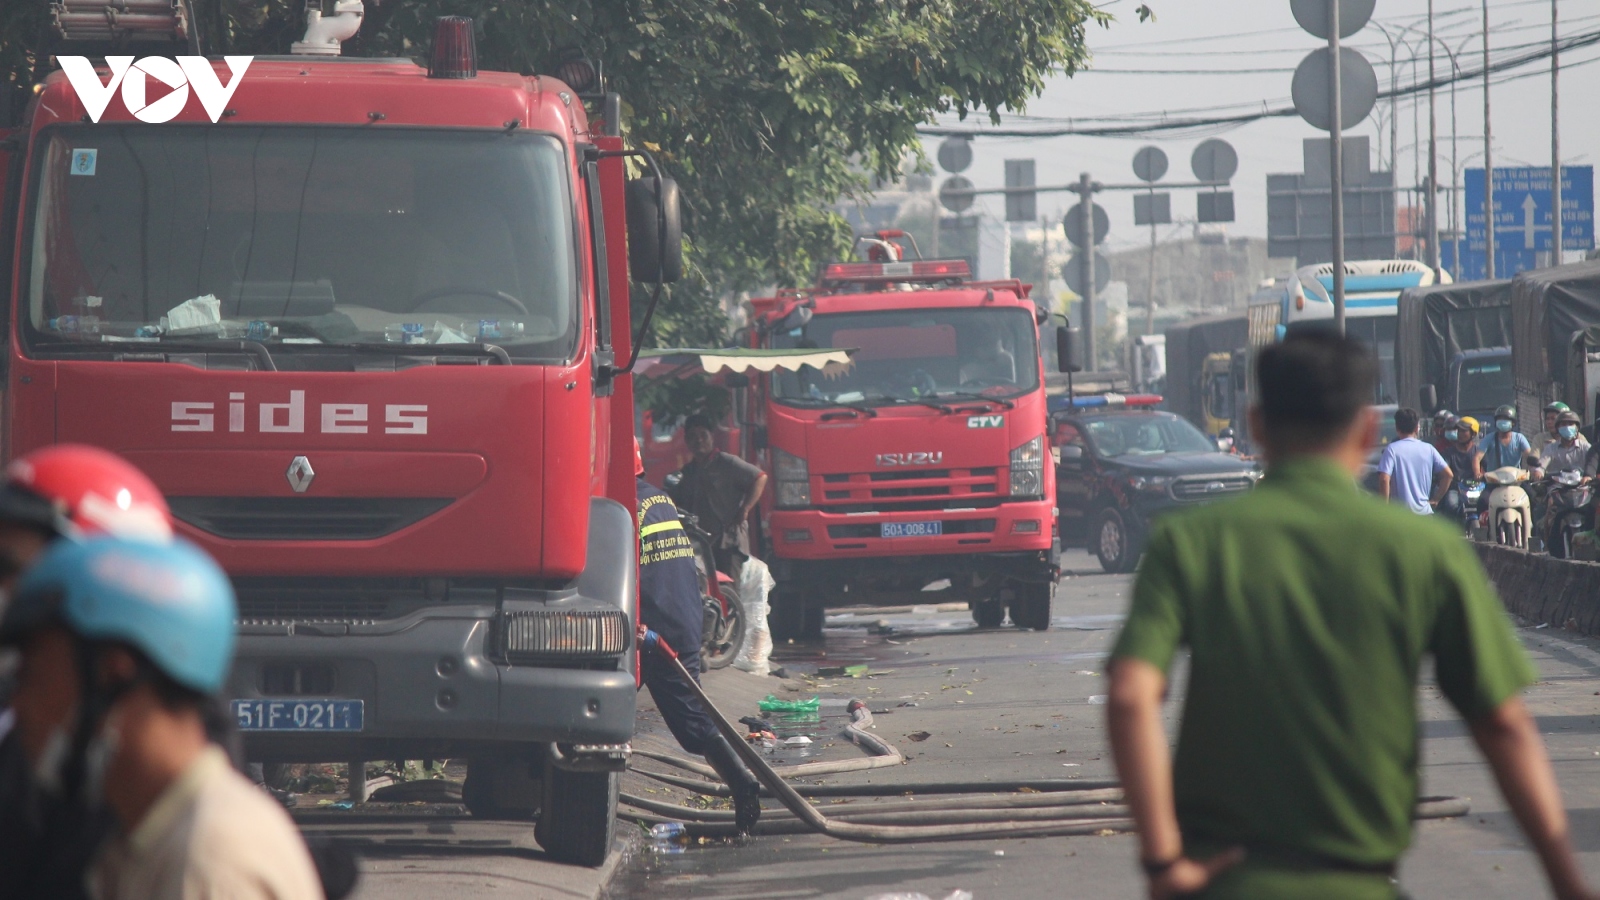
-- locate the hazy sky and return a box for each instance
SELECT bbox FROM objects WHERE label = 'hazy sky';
[922,0,1598,259]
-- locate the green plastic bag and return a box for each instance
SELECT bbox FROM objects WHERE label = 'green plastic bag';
[758,694,820,713]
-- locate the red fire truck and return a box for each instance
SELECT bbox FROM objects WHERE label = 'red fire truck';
[0,10,677,866]
[745,235,1062,639]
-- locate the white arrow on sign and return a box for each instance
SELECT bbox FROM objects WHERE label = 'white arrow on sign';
[1519,194,1552,250]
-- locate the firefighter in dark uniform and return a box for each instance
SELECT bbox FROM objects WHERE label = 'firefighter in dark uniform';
[633,440,762,833]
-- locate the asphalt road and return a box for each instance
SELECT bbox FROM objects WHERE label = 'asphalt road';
[608,549,1600,900]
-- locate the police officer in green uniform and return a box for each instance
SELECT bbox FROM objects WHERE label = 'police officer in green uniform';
[1106,331,1597,900]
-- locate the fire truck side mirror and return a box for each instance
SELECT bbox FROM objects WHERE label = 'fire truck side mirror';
[1056,323,1082,374]
[626,177,683,284]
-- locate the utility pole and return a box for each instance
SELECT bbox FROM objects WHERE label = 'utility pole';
[1552,0,1562,267]
[1427,0,1441,282]
[1077,172,1098,368]
[1145,195,1158,337]
[1483,0,1495,279]
[1329,0,1346,334]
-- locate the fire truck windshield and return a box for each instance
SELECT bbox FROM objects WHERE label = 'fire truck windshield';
[23,127,577,359]
[770,307,1039,406]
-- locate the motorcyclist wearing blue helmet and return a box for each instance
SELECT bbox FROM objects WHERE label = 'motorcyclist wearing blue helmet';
[1,537,321,900]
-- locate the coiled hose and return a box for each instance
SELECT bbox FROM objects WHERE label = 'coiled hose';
[623,643,1471,842]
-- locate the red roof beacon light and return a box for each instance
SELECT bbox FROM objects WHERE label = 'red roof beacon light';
[429,16,478,79]
[818,259,972,288]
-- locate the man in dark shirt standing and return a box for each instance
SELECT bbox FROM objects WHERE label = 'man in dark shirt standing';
[671,414,768,579]
[633,440,761,833]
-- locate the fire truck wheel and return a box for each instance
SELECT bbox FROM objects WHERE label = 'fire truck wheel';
[463,752,540,820]
[767,590,804,642]
[972,599,1005,628]
[1094,508,1144,574]
[1010,581,1054,631]
[536,767,618,868]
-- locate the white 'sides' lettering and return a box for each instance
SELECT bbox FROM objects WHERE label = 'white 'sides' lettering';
[171,391,428,435]
[58,56,252,124]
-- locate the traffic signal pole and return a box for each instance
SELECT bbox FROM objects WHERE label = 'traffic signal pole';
[1077,173,1097,369]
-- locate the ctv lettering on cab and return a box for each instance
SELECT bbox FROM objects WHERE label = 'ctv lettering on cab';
[172,392,428,435]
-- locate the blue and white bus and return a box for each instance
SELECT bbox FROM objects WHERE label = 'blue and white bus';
[1282,259,1450,404]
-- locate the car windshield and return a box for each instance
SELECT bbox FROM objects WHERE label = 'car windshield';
[769,307,1040,405]
[1458,358,1514,413]
[1084,415,1215,459]
[23,126,577,359]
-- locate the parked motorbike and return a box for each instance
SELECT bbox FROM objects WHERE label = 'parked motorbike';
[1484,466,1532,549]
[1541,469,1595,560]
[680,511,746,668]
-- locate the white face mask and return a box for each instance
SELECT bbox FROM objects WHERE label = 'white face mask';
[31,706,120,803]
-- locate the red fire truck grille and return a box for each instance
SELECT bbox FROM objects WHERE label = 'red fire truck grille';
[170,497,453,541]
[817,468,1000,513]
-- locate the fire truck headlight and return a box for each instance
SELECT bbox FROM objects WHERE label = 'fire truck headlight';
[773,448,812,508]
[776,480,811,509]
[1008,436,1045,499]
[773,448,809,481]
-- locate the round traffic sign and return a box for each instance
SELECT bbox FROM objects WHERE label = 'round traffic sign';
[939,175,975,213]
[1291,47,1379,132]
[937,137,974,174]
[1064,202,1109,248]
[1290,0,1376,40]
[1190,139,1238,183]
[1062,252,1111,296]
[1132,146,1168,183]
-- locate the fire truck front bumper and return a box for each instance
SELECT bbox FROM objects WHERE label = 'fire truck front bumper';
[768,500,1057,561]
[230,610,637,762]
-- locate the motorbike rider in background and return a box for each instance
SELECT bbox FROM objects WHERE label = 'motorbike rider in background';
[1477,406,1534,520]
[1430,409,1457,457]
[1439,416,1482,524]
[632,440,763,834]
[1532,401,1573,454]
[1534,410,1591,480]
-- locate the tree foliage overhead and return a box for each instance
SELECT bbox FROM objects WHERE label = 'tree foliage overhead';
[2,0,1110,349]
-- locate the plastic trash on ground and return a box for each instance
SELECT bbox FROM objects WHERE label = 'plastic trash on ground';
[759,694,820,714]
[649,822,688,840]
[732,557,777,676]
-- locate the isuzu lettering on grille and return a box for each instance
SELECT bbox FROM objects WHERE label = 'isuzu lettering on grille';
[171,391,428,435]
[876,451,943,467]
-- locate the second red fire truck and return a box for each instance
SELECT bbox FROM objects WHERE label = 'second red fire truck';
[744,234,1062,638]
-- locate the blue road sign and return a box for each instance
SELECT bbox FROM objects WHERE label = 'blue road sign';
[1459,166,1594,279]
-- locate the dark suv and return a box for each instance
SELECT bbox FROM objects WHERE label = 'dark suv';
[1055,409,1260,573]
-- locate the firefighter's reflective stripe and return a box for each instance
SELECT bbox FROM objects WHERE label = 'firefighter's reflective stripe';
[639,520,684,538]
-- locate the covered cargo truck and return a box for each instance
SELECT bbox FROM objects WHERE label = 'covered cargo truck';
[1162,314,1248,435]
[1397,279,1513,423]
[1511,259,1600,426]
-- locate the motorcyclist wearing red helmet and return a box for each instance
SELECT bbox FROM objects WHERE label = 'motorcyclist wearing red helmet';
[0,444,173,900]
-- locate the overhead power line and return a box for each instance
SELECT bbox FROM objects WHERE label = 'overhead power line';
[918,27,1600,139]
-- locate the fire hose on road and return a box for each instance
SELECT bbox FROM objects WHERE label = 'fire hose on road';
[622,637,1472,842]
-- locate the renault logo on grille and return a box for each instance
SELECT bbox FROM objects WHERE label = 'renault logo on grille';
[286,456,315,493]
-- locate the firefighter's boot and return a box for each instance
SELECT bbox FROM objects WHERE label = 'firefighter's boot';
[704,734,762,834]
